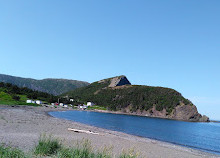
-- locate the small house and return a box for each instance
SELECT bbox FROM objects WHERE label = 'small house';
[26,100,33,103]
[78,104,87,110]
[36,100,42,105]
[87,102,95,106]
[70,99,74,102]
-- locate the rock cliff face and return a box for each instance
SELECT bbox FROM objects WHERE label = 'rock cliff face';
[124,104,209,122]
[108,76,131,87]
[171,104,202,121]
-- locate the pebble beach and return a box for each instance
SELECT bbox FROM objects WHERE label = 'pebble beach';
[0,105,219,158]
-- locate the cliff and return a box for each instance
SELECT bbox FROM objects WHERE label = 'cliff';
[62,75,209,122]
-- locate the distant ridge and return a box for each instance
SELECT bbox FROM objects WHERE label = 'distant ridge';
[0,74,89,95]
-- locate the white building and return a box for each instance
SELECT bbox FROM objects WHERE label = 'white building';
[26,99,33,103]
[78,104,87,110]
[70,99,74,102]
[36,100,42,105]
[26,100,38,104]
[87,102,95,106]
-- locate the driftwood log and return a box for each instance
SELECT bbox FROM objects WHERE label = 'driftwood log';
[68,128,100,135]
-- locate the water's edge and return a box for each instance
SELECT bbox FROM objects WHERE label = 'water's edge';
[48,111,220,157]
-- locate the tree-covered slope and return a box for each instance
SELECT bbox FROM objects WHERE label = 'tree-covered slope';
[0,82,58,105]
[0,74,89,95]
[63,75,209,122]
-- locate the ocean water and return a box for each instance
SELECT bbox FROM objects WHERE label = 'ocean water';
[49,110,220,155]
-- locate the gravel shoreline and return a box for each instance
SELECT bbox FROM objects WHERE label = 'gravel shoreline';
[0,105,219,158]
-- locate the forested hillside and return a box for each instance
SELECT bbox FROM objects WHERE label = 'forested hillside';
[63,76,190,112]
[62,75,209,122]
[0,74,89,95]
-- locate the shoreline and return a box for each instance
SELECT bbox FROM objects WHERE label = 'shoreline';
[86,109,205,123]
[70,108,216,124]
[0,105,219,158]
[48,109,220,156]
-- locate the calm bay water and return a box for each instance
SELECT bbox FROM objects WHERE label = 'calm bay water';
[49,110,220,155]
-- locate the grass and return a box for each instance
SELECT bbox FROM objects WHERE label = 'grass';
[34,135,61,156]
[0,136,139,158]
[57,139,112,158]
[119,154,137,158]
[119,149,139,158]
[0,100,40,106]
[0,145,27,158]
[0,91,40,106]
[87,105,107,111]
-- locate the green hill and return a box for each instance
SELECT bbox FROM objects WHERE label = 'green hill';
[62,75,209,122]
[0,74,89,95]
[0,82,57,105]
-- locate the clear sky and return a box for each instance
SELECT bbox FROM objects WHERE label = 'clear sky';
[0,1,219,120]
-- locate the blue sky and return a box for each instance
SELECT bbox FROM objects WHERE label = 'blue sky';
[0,1,219,120]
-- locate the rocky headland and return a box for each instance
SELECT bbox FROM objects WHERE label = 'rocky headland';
[63,75,209,122]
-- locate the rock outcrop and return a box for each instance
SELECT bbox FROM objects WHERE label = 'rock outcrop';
[199,115,210,122]
[108,76,131,87]
[125,103,209,122]
[170,104,204,121]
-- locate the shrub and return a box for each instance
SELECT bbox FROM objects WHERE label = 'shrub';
[119,148,138,158]
[119,154,137,158]
[57,139,112,158]
[155,104,163,111]
[0,145,27,158]
[0,137,138,158]
[34,135,61,156]
[12,95,20,101]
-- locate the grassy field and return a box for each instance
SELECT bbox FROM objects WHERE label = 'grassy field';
[87,105,107,111]
[0,91,39,106]
[0,135,138,158]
